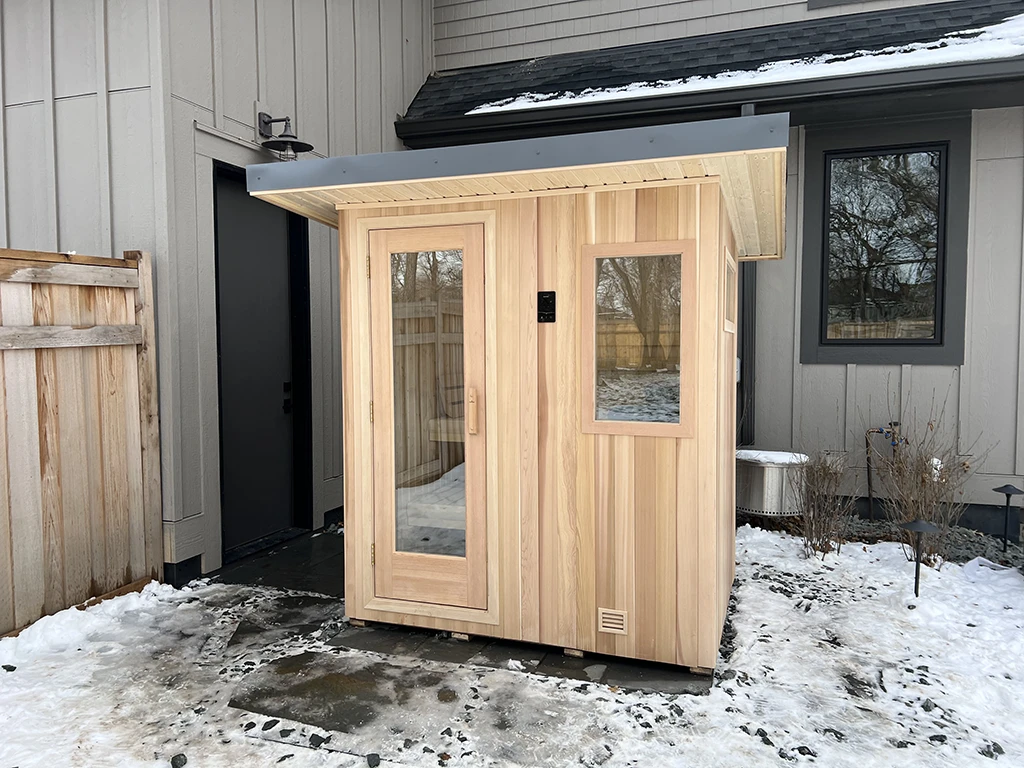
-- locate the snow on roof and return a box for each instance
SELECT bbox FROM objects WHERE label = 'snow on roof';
[467,12,1024,116]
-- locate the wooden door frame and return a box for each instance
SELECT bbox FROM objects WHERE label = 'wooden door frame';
[369,224,487,608]
[212,162,314,558]
[349,210,501,625]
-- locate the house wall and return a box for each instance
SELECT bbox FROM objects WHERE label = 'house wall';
[432,0,944,69]
[341,181,738,669]
[0,0,159,291]
[159,0,433,571]
[753,107,1024,506]
[0,0,433,575]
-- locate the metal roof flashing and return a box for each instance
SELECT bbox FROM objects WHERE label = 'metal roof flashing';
[246,114,788,195]
[246,114,790,260]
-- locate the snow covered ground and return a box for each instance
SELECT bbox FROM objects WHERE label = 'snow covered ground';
[596,370,680,423]
[2,526,1023,767]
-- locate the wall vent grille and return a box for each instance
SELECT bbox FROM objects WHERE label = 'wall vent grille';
[597,608,628,635]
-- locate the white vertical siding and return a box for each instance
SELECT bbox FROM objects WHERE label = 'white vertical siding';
[159,0,433,569]
[433,0,947,70]
[754,107,1024,505]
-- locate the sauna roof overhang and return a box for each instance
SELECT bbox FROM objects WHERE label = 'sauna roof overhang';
[247,114,789,260]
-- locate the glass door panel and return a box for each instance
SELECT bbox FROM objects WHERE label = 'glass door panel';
[390,249,467,557]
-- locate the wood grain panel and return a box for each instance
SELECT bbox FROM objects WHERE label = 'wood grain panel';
[1,282,45,629]
[97,286,131,591]
[519,197,541,643]
[33,285,65,615]
[49,285,92,605]
[696,182,722,669]
[338,184,740,669]
[0,327,12,634]
[573,192,597,653]
[496,200,523,636]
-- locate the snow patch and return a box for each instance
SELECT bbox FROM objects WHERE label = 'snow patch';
[736,448,809,465]
[468,13,1024,115]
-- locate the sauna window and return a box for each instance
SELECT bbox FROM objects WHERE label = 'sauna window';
[583,241,695,437]
[725,258,737,328]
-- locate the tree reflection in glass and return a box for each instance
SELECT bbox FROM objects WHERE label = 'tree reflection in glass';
[594,254,681,423]
[825,149,942,341]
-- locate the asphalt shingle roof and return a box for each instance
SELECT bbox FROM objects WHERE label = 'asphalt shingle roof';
[405,0,1024,121]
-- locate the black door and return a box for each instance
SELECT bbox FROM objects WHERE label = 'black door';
[214,166,311,556]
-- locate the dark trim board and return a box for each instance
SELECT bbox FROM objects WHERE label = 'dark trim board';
[799,115,971,365]
[738,262,757,446]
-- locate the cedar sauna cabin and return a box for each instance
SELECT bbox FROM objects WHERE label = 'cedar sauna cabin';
[248,116,788,672]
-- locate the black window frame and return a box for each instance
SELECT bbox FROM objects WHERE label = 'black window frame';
[800,115,971,366]
[819,142,949,349]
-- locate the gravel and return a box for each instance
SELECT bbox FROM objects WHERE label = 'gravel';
[736,511,1024,570]
[845,516,1024,569]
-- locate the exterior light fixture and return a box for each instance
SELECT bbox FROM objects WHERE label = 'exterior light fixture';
[899,519,940,598]
[258,112,313,161]
[992,484,1023,553]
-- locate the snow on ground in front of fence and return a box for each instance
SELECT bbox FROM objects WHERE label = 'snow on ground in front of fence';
[2,526,1024,767]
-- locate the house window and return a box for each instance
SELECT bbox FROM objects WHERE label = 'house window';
[800,116,970,366]
[822,145,946,344]
[582,240,696,437]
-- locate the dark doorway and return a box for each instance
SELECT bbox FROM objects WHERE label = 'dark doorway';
[214,164,312,561]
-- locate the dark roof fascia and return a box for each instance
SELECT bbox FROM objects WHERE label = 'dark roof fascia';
[396,58,1024,148]
[247,114,790,196]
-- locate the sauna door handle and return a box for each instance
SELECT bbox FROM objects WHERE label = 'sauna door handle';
[467,388,478,435]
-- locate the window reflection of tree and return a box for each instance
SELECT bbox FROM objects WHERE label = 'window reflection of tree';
[596,254,681,370]
[826,150,940,339]
[390,250,463,301]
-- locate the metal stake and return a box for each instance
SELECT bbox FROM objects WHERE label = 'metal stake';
[992,484,1023,552]
[913,531,923,598]
[900,519,940,598]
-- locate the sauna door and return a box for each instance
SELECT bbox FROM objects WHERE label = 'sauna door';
[368,224,487,609]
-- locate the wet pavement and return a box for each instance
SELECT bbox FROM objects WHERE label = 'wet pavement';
[213,526,345,596]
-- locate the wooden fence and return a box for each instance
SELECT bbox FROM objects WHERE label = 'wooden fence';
[0,249,161,636]
[826,318,934,340]
[596,320,680,370]
[392,300,465,486]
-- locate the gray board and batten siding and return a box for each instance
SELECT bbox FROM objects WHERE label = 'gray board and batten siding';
[432,0,954,70]
[756,108,1024,507]
[0,0,432,574]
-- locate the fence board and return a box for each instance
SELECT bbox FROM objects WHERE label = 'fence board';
[51,285,93,605]
[0,258,140,288]
[0,324,142,349]
[33,286,65,615]
[130,251,163,579]
[97,286,131,591]
[0,247,137,269]
[0,332,12,632]
[0,250,162,635]
[1,282,46,629]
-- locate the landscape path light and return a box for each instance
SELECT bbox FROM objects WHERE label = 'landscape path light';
[899,519,940,598]
[992,484,1024,553]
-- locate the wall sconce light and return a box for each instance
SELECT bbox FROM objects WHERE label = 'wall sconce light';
[258,112,314,161]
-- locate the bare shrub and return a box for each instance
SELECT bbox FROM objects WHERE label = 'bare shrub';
[792,451,855,559]
[875,403,983,562]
